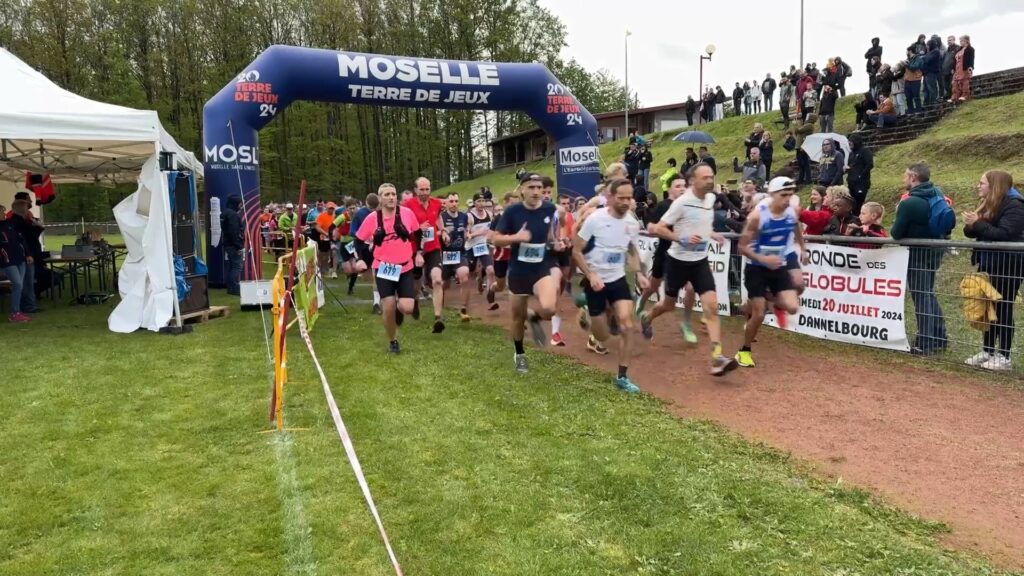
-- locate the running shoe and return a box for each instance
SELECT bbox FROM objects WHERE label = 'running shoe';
[615,376,640,393]
[330,270,338,279]
[388,340,401,355]
[514,353,529,374]
[550,332,566,347]
[432,318,445,334]
[528,316,546,347]
[679,322,697,344]
[8,312,31,323]
[586,335,608,355]
[459,311,471,322]
[773,306,788,329]
[412,299,421,320]
[964,351,991,367]
[981,353,1012,372]
[372,303,382,315]
[638,312,654,340]
[735,350,755,368]
[711,355,739,376]
[488,302,500,311]
[577,307,590,331]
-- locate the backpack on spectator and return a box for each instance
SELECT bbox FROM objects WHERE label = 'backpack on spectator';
[927,192,956,238]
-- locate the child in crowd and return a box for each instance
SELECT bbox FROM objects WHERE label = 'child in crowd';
[849,201,888,248]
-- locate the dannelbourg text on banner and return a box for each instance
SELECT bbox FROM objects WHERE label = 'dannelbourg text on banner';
[747,243,911,351]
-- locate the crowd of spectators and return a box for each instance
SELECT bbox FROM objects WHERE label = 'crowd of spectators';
[690,32,975,133]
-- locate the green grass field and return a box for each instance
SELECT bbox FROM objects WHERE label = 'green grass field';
[0,282,1015,575]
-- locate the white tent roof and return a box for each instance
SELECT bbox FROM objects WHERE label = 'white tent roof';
[0,47,202,183]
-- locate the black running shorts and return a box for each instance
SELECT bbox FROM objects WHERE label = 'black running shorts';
[583,277,633,317]
[744,263,795,299]
[508,269,550,296]
[376,270,416,299]
[665,256,716,298]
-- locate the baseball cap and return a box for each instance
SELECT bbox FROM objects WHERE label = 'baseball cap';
[285,202,294,209]
[519,172,544,184]
[767,176,797,193]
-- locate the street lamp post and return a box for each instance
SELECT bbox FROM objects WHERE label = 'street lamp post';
[698,44,716,123]
[624,29,631,140]
[800,0,805,68]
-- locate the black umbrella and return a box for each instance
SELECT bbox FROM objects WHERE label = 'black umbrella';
[672,130,716,144]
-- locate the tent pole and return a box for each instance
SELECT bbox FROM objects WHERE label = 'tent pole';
[161,144,183,329]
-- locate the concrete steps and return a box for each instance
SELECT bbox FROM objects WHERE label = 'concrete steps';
[856,66,1024,151]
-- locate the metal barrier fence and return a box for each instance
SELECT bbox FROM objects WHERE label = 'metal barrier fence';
[43,221,123,237]
[42,219,207,238]
[709,233,1024,377]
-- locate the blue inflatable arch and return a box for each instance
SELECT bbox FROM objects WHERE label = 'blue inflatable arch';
[202,44,600,283]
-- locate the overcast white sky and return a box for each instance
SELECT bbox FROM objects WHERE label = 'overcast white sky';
[539,0,1024,107]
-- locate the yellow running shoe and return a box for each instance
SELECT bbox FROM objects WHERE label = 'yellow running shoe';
[735,350,755,368]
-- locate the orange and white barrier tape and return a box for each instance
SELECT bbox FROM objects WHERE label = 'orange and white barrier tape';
[290,295,403,576]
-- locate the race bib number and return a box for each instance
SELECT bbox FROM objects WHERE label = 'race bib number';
[605,251,624,265]
[344,241,356,254]
[442,251,461,265]
[378,261,401,282]
[472,243,489,257]
[422,227,435,242]
[761,245,785,256]
[518,243,546,263]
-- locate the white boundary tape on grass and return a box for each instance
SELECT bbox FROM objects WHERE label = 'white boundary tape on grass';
[291,295,404,576]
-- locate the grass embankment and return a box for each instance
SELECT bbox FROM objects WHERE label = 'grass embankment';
[439,98,859,199]
[440,91,1024,223]
[0,285,1013,575]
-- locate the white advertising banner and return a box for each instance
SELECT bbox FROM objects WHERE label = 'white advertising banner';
[747,243,911,351]
[635,232,731,316]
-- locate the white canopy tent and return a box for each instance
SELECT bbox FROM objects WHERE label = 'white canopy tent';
[0,47,204,332]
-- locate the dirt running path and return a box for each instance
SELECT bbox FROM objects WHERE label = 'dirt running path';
[467,295,1024,568]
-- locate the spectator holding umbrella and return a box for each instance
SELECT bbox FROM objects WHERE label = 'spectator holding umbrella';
[816,138,845,187]
[962,170,1024,371]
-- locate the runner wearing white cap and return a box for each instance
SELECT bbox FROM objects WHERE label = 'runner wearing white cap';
[735,176,808,368]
